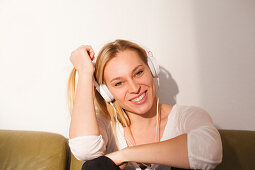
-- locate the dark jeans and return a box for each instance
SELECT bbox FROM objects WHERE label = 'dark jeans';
[81,156,191,170]
[81,156,121,170]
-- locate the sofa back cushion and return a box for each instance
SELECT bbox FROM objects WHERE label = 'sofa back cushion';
[0,130,69,170]
[216,130,255,170]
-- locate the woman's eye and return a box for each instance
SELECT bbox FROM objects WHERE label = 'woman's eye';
[115,82,122,86]
[136,70,143,76]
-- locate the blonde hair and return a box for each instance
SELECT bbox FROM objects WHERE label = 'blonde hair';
[67,39,149,140]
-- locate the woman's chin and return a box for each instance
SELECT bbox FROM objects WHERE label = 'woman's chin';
[125,102,154,116]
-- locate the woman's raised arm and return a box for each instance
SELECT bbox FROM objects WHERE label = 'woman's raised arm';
[68,45,100,139]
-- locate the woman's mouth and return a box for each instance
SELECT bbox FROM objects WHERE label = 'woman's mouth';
[130,90,147,104]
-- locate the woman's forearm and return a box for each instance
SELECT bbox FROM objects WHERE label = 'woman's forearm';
[69,73,100,139]
[120,134,190,169]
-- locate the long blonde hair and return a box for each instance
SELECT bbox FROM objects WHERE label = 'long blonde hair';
[67,39,149,138]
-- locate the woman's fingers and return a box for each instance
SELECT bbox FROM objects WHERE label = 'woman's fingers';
[79,45,95,60]
[70,45,95,74]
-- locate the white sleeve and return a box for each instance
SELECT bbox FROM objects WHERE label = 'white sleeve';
[178,106,223,170]
[68,114,110,161]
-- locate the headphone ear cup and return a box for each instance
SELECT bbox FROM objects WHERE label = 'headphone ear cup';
[93,75,114,102]
[147,51,160,78]
[99,84,114,102]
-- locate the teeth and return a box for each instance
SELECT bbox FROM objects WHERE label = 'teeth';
[131,92,146,102]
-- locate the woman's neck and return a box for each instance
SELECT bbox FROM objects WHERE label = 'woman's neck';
[125,100,159,130]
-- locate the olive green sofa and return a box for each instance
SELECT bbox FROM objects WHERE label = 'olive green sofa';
[0,129,254,170]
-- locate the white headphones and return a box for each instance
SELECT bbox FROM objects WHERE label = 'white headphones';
[93,50,160,103]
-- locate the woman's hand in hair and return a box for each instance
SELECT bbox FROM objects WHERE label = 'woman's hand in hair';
[70,45,95,75]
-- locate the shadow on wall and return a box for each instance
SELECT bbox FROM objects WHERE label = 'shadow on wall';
[157,66,179,106]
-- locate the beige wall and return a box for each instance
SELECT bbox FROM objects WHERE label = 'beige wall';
[0,0,254,137]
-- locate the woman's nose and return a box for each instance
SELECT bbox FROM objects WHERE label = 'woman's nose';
[128,80,140,94]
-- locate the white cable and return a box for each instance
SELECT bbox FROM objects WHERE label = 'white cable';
[110,102,118,123]
[157,77,160,89]
[155,77,160,142]
[155,97,159,142]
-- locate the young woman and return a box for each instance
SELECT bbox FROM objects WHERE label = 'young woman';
[67,40,222,170]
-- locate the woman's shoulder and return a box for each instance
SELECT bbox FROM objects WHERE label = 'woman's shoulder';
[172,104,209,114]
[161,104,207,119]
[172,104,213,123]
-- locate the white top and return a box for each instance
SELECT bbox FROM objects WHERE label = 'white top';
[69,105,223,170]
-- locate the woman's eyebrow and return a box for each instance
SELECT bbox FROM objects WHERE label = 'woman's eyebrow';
[110,65,143,83]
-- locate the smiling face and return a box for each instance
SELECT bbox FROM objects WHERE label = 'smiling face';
[104,49,156,116]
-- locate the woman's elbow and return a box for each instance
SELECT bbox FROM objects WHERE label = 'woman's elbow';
[205,128,223,165]
[188,127,223,169]
[69,135,106,161]
[204,142,223,169]
[189,144,222,170]
[72,150,104,161]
